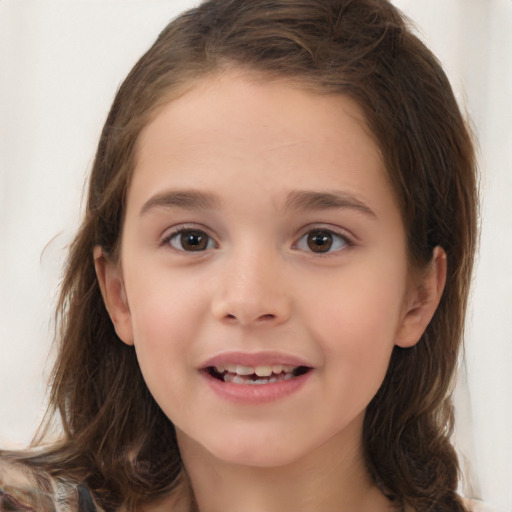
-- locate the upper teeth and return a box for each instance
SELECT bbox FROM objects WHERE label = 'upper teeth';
[216,364,295,377]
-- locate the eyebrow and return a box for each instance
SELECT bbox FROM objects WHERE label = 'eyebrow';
[139,188,376,218]
[140,190,219,216]
[282,190,376,217]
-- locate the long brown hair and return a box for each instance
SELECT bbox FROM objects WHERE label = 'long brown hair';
[17,1,478,510]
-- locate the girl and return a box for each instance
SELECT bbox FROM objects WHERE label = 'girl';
[0,0,480,511]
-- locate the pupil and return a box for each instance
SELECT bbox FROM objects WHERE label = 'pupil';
[307,231,332,253]
[181,231,207,251]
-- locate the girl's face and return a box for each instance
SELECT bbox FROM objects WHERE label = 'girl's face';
[98,72,442,469]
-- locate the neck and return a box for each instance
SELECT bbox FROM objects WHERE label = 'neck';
[175,419,393,512]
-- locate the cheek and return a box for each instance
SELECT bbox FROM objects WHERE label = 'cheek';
[125,264,207,341]
[122,270,207,396]
[310,291,399,429]
[320,301,396,385]
[306,264,406,344]
[128,300,198,427]
[300,257,407,387]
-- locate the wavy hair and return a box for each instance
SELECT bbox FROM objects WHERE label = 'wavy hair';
[16,1,477,511]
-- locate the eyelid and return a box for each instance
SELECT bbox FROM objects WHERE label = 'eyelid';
[292,225,355,254]
[158,223,354,254]
[160,223,218,251]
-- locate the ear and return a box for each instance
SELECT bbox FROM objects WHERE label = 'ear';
[93,246,134,346]
[395,246,447,348]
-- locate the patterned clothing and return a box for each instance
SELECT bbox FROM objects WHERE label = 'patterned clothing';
[0,458,100,512]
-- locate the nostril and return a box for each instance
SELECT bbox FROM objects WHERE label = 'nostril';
[219,311,281,324]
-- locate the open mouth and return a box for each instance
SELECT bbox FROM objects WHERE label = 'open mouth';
[206,364,311,385]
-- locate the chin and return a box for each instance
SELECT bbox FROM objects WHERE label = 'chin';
[183,427,309,469]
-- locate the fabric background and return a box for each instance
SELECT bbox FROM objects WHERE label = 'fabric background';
[1,1,511,510]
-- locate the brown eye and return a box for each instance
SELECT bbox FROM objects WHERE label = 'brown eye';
[307,230,333,253]
[296,229,348,254]
[169,229,214,252]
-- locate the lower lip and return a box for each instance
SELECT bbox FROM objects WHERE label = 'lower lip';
[201,370,312,404]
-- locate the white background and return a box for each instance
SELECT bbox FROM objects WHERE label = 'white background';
[0,1,511,510]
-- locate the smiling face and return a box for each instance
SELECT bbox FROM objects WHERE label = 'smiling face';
[95,71,444,471]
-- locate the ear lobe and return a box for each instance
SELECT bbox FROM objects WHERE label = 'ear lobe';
[93,246,134,346]
[395,246,447,348]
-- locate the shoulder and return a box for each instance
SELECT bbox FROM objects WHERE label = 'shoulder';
[0,455,100,512]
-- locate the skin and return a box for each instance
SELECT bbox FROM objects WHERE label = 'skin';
[95,71,446,512]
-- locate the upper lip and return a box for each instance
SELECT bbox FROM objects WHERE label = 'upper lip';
[201,351,313,370]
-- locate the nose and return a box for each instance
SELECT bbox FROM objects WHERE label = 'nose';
[211,247,292,327]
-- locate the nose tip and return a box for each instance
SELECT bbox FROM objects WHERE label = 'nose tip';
[214,300,288,327]
[211,270,291,327]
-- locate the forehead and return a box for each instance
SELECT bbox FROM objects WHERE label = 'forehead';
[129,71,394,218]
[138,72,376,151]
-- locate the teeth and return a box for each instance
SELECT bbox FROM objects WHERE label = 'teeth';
[222,370,308,384]
[236,365,254,376]
[254,365,272,377]
[214,363,305,378]
[251,379,268,385]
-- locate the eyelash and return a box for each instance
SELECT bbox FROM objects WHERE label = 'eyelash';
[161,226,217,252]
[293,228,353,255]
[160,225,353,255]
